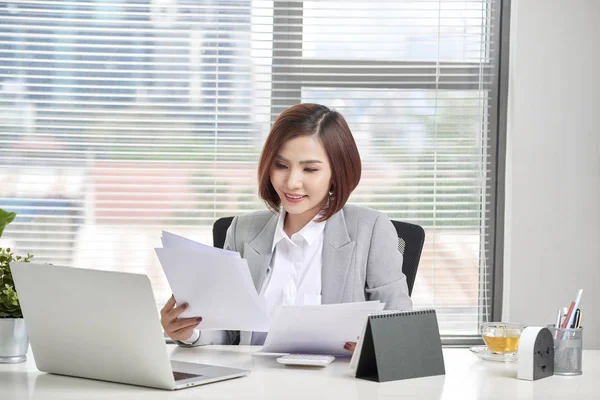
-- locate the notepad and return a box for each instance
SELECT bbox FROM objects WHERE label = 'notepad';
[350,309,445,382]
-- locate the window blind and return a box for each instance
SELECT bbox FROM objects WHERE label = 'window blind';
[0,0,502,338]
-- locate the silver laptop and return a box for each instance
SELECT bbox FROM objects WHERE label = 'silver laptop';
[11,262,249,390]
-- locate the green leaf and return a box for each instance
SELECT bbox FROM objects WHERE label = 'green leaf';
[0,208,17,239]
[0,209,33,318]
[0,246,30,318]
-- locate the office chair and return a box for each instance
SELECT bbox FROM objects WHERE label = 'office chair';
[212,216,424,296]
[389,220,425,296]
[213,216,235,250]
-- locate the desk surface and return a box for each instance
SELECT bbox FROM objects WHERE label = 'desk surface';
[1,345,599,400]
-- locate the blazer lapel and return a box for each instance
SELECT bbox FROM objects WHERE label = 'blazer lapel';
[244,213,278,292]
[322,208,355,304]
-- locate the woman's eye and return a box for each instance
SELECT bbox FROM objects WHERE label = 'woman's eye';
[304,168,318,172]
[275,162,287,169]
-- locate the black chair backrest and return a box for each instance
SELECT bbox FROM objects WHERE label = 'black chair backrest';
[389,220,425,296]
[213,216,235,250]
[212,216,424,296]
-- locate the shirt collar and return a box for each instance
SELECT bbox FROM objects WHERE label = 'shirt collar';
[271,209,326,251]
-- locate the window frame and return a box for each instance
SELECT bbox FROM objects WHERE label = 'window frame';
[270,0,511,345]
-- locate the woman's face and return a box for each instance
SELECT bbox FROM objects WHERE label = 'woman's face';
[269,135,332,220]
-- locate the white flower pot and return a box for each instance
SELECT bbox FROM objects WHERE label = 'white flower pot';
[0,318,28,363]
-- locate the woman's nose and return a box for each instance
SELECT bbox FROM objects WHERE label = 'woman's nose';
[286,170,303,190]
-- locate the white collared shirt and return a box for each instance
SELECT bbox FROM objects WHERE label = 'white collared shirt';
[241,210,326,345]
[184,210,326,346]
[263,209,325,313]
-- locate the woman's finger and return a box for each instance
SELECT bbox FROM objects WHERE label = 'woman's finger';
[166,301,189,320]
[170,317,203,332]
[160,295,176,317]
[343,341,357,353]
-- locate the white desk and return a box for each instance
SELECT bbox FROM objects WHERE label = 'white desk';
[1,346,598,400]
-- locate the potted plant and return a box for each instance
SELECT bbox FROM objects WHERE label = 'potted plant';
[0,208,33,363]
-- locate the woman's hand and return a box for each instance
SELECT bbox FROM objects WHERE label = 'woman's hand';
[160,295,203,341]
[344,341,357,353]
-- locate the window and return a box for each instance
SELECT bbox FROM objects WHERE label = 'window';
[0,0,507,341]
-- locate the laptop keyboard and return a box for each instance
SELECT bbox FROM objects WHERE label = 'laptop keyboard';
[173,371,203,381]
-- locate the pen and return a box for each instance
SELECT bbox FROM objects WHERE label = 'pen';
[570,309,580,328]
[565,289,584,329]
[561,307,568,327]
[561,301,576,328]
[555,309,562,328]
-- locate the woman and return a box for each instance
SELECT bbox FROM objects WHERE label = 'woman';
[161,104,412,348]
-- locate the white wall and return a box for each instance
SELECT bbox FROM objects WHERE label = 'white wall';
[504,0,600,349]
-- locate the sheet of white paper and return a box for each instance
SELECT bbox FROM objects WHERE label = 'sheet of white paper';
[161,230,240,258]
[259,301,385,356]
[155,247,270,332]
[349,315,370,372]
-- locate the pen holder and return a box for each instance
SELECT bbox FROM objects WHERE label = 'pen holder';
[547,327,583,376]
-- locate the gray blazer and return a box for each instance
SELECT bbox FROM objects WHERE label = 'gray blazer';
[226,204,412,307]
[190,205,413,346]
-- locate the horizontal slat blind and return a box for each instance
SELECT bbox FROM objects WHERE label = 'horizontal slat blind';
[0,0,497,336]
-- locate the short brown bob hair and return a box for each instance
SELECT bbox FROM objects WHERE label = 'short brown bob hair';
[258,103,362,221]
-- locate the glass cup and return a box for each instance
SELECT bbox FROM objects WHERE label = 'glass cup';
[480,322,526,354]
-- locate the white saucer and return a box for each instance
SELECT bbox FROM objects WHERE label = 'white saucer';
[469,345,518,363]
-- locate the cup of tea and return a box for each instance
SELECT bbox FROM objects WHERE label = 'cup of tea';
[480,322,526,354]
